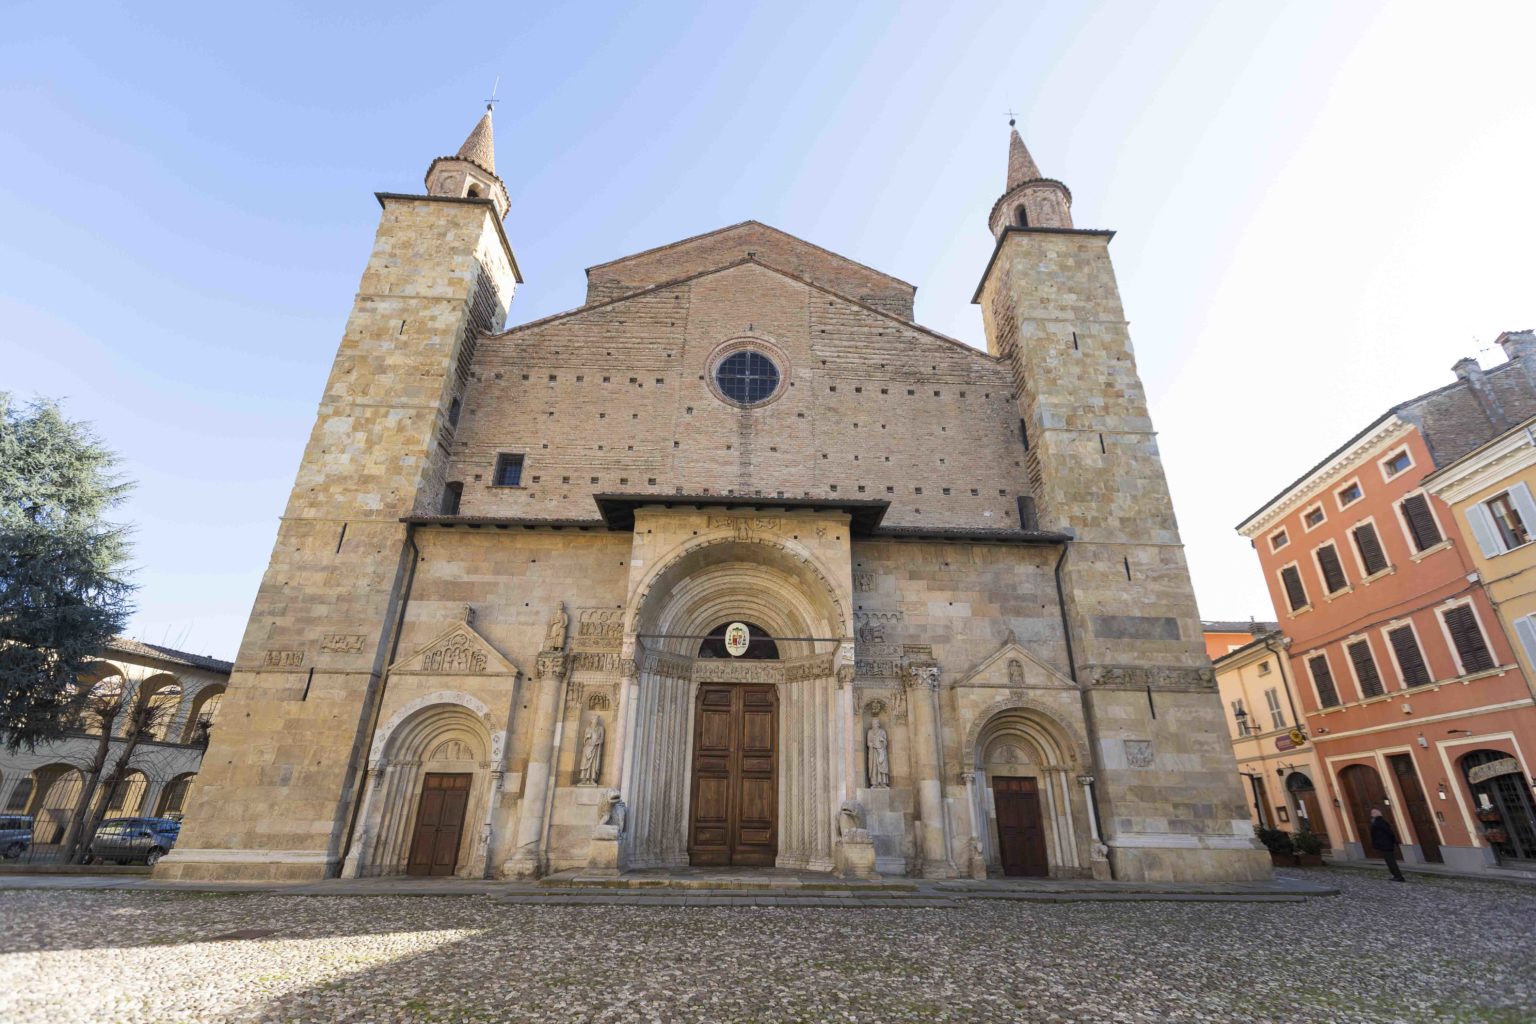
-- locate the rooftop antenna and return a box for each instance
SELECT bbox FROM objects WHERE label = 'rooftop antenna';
[486,76,500,112]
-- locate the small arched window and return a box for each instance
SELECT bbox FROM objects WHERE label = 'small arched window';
[1015,205,1029,227]
[448,397,462,428]
[441,481,463,516]
[466,185,481,199]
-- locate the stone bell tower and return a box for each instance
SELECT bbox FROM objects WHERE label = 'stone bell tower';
[976,123,1267,881]
[158,107,522,881]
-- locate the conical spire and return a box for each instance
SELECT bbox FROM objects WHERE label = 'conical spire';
[457,105,496,173]
[1006,126,1042,190]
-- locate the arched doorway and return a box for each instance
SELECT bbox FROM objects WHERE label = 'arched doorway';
[1461,749,1536,864]
[1339,763,1389,859]
[1285,772,1330,847]
[350,700,494,878]
[626,531,850,872]
[970,705,1087,878]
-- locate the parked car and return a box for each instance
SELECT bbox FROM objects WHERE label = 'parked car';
[0,815,33,859]
[88,817,181,866]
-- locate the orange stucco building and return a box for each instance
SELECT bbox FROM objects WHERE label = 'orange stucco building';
[1237,334,1536,873]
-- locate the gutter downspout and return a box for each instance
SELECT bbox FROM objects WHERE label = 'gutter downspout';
[1055,541,1106,844]
[337,522,420,873]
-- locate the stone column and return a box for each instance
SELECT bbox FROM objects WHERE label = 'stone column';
[138,779,167,818]
[341,766,385,877]
[904,662,955,877]
[1055,768,1081,871]
[836,646,856,804]
[504,650,567,878]
[612,639,640,797]
[961,770,988,879]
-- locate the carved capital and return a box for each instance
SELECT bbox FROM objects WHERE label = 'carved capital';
[961,770,977,784]
[904,662,940,690]
[536,651,568,680]
[836,665,856,688]
[1076,774,1096,787]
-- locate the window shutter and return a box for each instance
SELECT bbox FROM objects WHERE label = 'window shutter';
[1387,626,1431,687]
[1510,482,1536,535]
[1513,615,1536,675]
[1309,655,1340,708]
[1400,493,1442,552]
[1281,566,1309,611]
[1352,524,1388,575]
[1465,503,1503,557]
[1316,545,1348,593]
[1443,604,1495,674]
[1347,640,1384,698]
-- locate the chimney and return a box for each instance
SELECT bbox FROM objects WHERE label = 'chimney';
[1453,357,1482,382]
[1498,330,1536,363]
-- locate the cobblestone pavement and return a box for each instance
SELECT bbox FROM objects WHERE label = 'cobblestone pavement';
[1,868,1531,1024]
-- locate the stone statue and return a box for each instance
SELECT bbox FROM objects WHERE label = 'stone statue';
[1008,658,1024,687]
[598,788,626,833]
[865,718,890,788]
[578,715,605,786]
[837,800,865,837]
[545,601,568,650]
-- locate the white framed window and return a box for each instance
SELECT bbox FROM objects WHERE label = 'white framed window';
[1379,445,1414,481]
[1269,527,1290,552]
[1312,541,1350,596]
[1302,503,1327,532]
[1335,478,1364,510]
[1343,635,1386,699]
[1277,561,1310,614]
[1512,613,1536,677]
[1257,660,1272,676]
[1395,490,1446,555]
[1306,651,1341,709]
[1348,516,1391,578]
[1466,484,1536,557]
[1436,599,1497,676]
[1380,618,1433,689]
[1264,687,1286,729]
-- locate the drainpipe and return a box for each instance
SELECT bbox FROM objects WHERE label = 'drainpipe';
[1054,541,1106,845]
[1262,633,1303,734]
[337,522,420,874]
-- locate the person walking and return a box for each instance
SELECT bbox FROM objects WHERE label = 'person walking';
[1369,808,1406,882]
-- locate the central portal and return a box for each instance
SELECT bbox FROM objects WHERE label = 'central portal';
[688,684,779,866]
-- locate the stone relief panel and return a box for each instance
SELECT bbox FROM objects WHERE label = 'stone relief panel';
[854,611,903,679]
[1093,665,1216,690]
[572,609,624,650]
[421,632,487,674]
[320,634,366,653]
[264,650,305,668]
[1124,740,1154,768]
[707,514,783,539]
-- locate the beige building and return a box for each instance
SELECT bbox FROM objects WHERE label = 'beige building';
[1,639,230,855]
[1207,625,1343,845]
[1423,396,1536,865]
[157,110,1268,884]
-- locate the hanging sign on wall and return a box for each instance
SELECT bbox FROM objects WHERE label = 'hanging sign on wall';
[724,622,751,657]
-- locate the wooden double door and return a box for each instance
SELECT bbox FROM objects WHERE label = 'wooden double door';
[406,773,471,876]
[689,684,778,866]
[994,775,1050,877]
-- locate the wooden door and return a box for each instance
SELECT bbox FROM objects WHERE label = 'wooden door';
[993,776,1049,877]
[1339,764,1388,859]
[407,773,471,877]
[1286,773,1330,847]
[1388,754,1443,863]
[689,684,778,867]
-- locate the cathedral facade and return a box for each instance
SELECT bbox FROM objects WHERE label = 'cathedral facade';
[158,110,1269,883]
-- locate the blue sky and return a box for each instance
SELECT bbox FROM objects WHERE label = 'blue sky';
[4,2,1534,659]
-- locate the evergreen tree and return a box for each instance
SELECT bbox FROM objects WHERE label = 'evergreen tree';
[0,394,135,751]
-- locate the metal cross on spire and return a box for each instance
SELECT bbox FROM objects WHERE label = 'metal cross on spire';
[486,76,500,112]
[1005,108,1021,127]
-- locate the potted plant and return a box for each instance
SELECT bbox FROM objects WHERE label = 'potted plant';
[1256,826,1297,866]
[1292,828,1325,866]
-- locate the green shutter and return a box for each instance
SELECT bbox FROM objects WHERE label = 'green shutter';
[1352,523,1388,575]
[1281,566,1309,611]
[1309,654,1340,708]
[1388,626,1432,687]
[1347,640,1384,698]
[1443,605,1495,673]
[1317,545,1348,593]
[1400,494,1443,552]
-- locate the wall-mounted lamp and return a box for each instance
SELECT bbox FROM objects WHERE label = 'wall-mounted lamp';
[1418,733,1428,749]
[1437,782,1448,801]
[1402,702,1413,715]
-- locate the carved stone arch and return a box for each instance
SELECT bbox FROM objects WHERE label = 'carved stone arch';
[628,532,851,644]
[370,691,501,767]
[964,697,1090,770]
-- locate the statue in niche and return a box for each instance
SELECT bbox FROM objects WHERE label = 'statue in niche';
[1008,659,1024,687]
[578,715,605,785]
[545,602,569,650]
[865,717,891,789]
